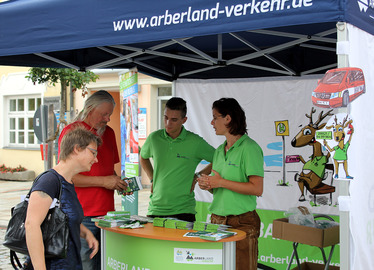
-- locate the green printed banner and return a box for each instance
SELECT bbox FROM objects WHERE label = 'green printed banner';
[193,205,340,268]
[119,69,140,215]
[105,231,223,270]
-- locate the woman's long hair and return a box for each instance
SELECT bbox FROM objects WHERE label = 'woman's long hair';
[75,90,115,135]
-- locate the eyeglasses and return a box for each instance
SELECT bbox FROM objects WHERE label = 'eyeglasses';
[212,114,224,121]
[87,147,98,158]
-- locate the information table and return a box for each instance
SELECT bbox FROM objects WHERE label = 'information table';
[97,223,246,270]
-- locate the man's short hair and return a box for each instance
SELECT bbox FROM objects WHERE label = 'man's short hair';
[59,125,102,161]
[165,97,187,118]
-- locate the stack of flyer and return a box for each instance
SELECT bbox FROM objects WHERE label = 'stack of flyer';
[153,217,193,229]
[92,211,132,228]
[151,218,237,241]
[117,176,142,195]
[153,217,168,227]
[193,221,231,232]
[130,215,154,224]
[119,221,144,229]
[185,221,236,241]
[183,231,212,238]
[165,218,179,229]
[198,231,237,241]
[183,230,237,241]
[106,211,130,217]
[176,220,194,230]
[193,221,207,231]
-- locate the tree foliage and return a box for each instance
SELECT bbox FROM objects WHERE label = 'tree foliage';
[26,68,99,97]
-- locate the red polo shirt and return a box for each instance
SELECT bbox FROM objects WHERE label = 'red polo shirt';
[58,121,120,216]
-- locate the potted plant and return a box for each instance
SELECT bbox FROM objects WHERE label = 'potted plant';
[0,164,35,181]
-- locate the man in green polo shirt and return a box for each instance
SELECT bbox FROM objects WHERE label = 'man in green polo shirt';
[140,97,215,222]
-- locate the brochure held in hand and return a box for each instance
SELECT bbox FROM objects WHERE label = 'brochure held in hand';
[117,176,143,195]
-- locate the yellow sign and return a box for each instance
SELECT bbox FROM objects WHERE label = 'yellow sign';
[275,120,289,136]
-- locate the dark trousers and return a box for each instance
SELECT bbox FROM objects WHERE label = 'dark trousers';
[81,217,101,270]
[147,213,196,222]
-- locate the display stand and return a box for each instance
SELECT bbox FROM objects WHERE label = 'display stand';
[273,215,339,270]
[285,214,339,270]
[287,242,336,270]
[97,223,246,270]
[336,23,350,270]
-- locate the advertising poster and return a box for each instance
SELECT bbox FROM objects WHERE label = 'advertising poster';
[119,69,139,214]
[138,108,147,139]
[176,76,344,269]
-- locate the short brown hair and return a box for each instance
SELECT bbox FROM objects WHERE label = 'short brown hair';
[59,125,102,161]
[166,97,187,118]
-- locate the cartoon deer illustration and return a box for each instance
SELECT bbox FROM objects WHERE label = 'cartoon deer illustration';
[291,108,334,202]
[323,115,354,179]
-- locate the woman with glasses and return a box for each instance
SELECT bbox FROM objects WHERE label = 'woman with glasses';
[24,126,101,270]
[198,98,264,270]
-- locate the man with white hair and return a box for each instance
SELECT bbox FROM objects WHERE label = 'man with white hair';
[58,90,127,270]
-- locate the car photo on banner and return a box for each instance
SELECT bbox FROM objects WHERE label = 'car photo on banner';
[311,67,366,108]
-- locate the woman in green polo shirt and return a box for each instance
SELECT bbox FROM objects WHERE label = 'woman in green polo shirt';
[198,97,264,270]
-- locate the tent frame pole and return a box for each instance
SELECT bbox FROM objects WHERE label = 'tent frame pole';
[336,21,350,270]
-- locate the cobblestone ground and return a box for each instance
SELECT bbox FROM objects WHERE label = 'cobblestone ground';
[0,227,14,270]
[0,180,32,270]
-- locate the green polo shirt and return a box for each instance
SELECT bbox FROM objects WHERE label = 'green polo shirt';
[210,134,264,216]
[141,126,215,216]
[303,155,328,178]
[333,142,349,160]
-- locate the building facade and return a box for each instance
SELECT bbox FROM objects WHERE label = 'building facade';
[0,66,171,185]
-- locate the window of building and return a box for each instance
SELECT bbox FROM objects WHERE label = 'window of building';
[157,86,173,129]
[7,96,41,148]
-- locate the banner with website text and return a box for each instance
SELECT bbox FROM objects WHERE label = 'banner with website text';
[1,0,350,57]
[176,76,341,268]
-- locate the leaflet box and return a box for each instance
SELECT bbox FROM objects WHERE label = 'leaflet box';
[291,262,339,270]
[272,218,339,248]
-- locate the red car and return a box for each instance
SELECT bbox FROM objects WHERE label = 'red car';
[312,67,365,108]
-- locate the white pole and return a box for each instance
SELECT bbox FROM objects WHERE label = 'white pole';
[336,21,350,270]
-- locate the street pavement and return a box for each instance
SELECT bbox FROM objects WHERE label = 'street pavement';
[0,179,150,270]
